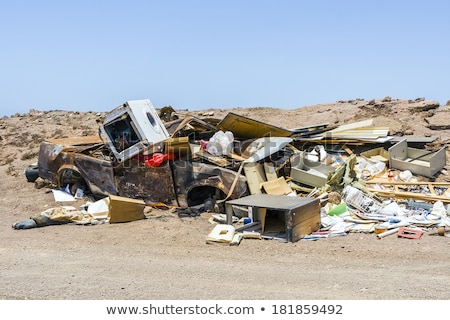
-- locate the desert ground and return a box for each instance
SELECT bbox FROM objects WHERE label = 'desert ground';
[1,97,450,300]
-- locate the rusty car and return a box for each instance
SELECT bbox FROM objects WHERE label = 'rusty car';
[37,99,304,210]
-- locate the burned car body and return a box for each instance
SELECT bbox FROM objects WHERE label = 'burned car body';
[38,100,253,208]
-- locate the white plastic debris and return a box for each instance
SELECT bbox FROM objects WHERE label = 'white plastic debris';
[429,201,450,227]
[355,157,386,178]
[206,130,234,156]
[305,145,327,163]
[379,201,405,216]
[342,185,384,214]
[398,170,413,182]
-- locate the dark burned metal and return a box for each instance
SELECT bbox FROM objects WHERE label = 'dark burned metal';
[37,99,297,209]
[37,118,249,207]
[165,116,220,141]
[74,154,117,197]
[115,159,176,204]
[38,136,248,207]
[38,137,103,184]
[172,160,248,207]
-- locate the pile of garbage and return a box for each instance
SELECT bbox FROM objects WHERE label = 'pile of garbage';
[197,114,450,244]
[16,100,450,244]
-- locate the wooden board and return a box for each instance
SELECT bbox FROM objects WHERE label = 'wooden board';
[366,179,450,202]
[327,119,374,133]
[218,112,293,139]
[165,137,191,158]
[46,135,102,146]
[108,195,146,223]
[367,187,450,202]
[260,177,294,196]
[194,149,231,167]
[243,162,265,194]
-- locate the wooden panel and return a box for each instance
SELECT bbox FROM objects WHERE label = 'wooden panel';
[243,162,266,194]
[260,177,294,195]
[218,112,293,139]
[108,195,146,223]
[46,135,102,146]
[194,149,231,167]
[264,162,278,181]
[289,199,321,242]
[165,137,191,158]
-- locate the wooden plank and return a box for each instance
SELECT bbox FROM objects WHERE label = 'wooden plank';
[264,162,278,181]
[330,128,389,134]
[389,136,438,143]
[228,152,247,161]
[194,150,231,167]
[294,138,366,144]
[429,184,436,195]
[46,135,102,146]
[328,119,374,133]
[260,177,294,196]
[325,128,389,139]
[367,188,450,203]
[243,162,265,194]
[218,112,293,139]
[366,179,450,201]
[365,178,450,186]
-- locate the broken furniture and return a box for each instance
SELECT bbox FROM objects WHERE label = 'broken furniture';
[225,194,321,242]
[289,152,335,188]
[360,147,390,164]
[388,138,446,178]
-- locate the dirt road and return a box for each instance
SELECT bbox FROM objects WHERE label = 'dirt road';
[1,174,449,300]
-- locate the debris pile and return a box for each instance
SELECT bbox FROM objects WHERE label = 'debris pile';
[15,99,450,244]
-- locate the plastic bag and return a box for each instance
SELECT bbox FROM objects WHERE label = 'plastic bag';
[205,130,234,156]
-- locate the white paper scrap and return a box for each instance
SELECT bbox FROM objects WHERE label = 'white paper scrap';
[52,189,76,202]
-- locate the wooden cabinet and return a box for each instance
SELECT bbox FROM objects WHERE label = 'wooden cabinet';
[225,194,321,242]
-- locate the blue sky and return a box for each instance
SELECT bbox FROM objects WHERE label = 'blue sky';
[1,0,449,117]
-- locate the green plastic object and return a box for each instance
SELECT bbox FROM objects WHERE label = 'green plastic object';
[328,202,348,216]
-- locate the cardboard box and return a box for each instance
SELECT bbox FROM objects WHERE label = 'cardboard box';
[108,195,146,223]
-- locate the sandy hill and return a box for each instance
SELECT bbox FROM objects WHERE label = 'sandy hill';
[2,96,450,179]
